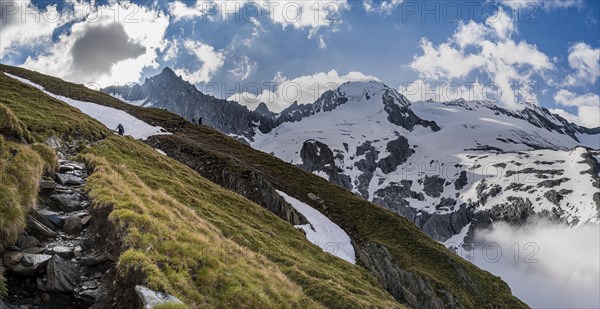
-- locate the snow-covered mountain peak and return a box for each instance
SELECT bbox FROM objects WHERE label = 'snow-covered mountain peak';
[413,97,599,147]
[337,80,390,98]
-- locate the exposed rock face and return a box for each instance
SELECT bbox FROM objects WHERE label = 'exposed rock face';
[454,171,468,190]
[300,140,352,190]
[356,242,464,309]
[382,90,440,132]
[354,142,379,198]
[423,176,445,198]
[373,180,423,222]
[377,136,414,174]
[487,197,535,225]
[420,205,472,242]
[102,67,275,140]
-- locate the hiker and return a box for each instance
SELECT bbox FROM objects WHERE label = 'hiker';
[116,124,124,136]
[198,117,203,125]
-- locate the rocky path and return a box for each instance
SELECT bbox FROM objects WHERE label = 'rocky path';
[1,156,115,308]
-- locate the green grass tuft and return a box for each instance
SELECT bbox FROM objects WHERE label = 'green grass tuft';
[31,143,58,174]
[0,102,32,142]
[0,136,45,250]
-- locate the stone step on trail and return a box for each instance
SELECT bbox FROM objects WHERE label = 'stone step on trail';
[1,156,113,308]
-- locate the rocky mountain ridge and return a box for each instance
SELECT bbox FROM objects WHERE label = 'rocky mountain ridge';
[104,69,600,245]
[103,68,270,140]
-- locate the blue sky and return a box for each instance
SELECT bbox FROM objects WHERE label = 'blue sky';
[1,0,599,127]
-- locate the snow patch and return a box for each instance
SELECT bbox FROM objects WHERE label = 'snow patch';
[4,72,169,140]
[276,190,356,264]
[110,93,148,107]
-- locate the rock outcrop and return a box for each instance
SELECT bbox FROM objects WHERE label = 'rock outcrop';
[147,137,309,227]
[135,285,183,309]
[300,140,352,190]
[356,242,464,309]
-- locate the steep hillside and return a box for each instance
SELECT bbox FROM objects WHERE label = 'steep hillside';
[0,64,527,308]
[0,67,401,308]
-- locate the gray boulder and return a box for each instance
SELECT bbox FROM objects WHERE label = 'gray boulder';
[46,256,80,292]
[135,285,184,309]
[2,252,51,276]
[19,236,41,250]
[62,216,83,235]
[49,193,84,212]
[55,173,84,186]
[26,215,56,239]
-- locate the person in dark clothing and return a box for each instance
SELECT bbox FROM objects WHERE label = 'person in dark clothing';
[198,117,203,125]
[116,124,124,136]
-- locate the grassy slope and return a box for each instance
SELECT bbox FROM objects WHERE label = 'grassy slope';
[0,64,527,308]
[0,64,186,132]
[158,127,528,308]
[0,136,45,297]
[1,67,401,307]
[82,136,399,308]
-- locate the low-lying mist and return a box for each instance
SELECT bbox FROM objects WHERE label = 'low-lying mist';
[456,221,599,308]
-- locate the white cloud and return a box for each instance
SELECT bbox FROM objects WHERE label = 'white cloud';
[551,89,600,128]
[464,221,599,308]
[228,55,256,80]
[21,2,169,87]
[363,0,403,15]
[564,42,600,86]
[453,21,487,49]
[318,35,327,49]
[410,8,552,108]
[400,79,489,103]
[485,7,515,39]
[0,0,64,58]
[163,39,180,62]
[500,0,583,11]
[227,70,380,112]
[168,0,350,36]
[174,40,225,84]
[554,89,599,107]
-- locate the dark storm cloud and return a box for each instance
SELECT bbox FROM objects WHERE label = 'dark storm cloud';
[71,23,145,76]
